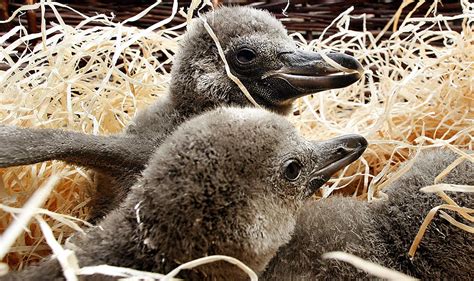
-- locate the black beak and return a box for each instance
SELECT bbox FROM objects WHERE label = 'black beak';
[264,50,364,102]
[304,134,368,198]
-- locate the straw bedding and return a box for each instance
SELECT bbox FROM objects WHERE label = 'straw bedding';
[0,0,472,278]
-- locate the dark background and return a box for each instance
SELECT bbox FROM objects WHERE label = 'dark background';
[0,0,464,38]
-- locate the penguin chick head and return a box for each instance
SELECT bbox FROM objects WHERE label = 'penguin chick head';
[127,107,367,279]
[170,7,363,115]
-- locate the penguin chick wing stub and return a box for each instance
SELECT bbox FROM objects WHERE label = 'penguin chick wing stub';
[3,107,367,281]
[0,125,150,173]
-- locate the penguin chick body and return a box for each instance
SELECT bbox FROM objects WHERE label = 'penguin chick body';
[0,6,363,221]
[262,149,473,280]
[2,107,367,281]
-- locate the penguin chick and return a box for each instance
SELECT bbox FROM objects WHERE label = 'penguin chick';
[2,107,368,281]
[0,6,363,221]
[262,149,473,280]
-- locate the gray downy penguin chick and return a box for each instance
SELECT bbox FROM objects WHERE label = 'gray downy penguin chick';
[0,6,363,221]
[262,149,473,280]
[2,107,368,281]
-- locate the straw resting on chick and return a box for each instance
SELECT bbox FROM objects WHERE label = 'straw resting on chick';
[0,6,363,221]
[2,107,368,281]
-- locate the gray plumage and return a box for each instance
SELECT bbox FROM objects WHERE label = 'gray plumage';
[262,149,473,280]
[0,6,363,221]
[2,107,367,281]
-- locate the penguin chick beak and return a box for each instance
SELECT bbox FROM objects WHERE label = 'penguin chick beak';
[265,50,364,102]
[304,134,368,198]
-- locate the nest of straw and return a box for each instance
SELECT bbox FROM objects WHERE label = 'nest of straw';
[0,0,472,277]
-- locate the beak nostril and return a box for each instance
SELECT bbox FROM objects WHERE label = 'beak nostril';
[336,147,350,155]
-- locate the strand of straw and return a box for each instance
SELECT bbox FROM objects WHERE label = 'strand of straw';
[322,251,417,280]
[0,175,61,260]
[161,255,258,281]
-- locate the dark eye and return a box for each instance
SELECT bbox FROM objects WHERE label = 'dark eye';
[283,159,302,181]
[236,48,257,64]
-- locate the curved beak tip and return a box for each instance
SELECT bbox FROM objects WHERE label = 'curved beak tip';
[332,53,364,74]
[345,134,368,151]
[325,53,365,82]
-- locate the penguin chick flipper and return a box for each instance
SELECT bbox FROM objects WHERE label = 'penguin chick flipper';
[0,126,151,175]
